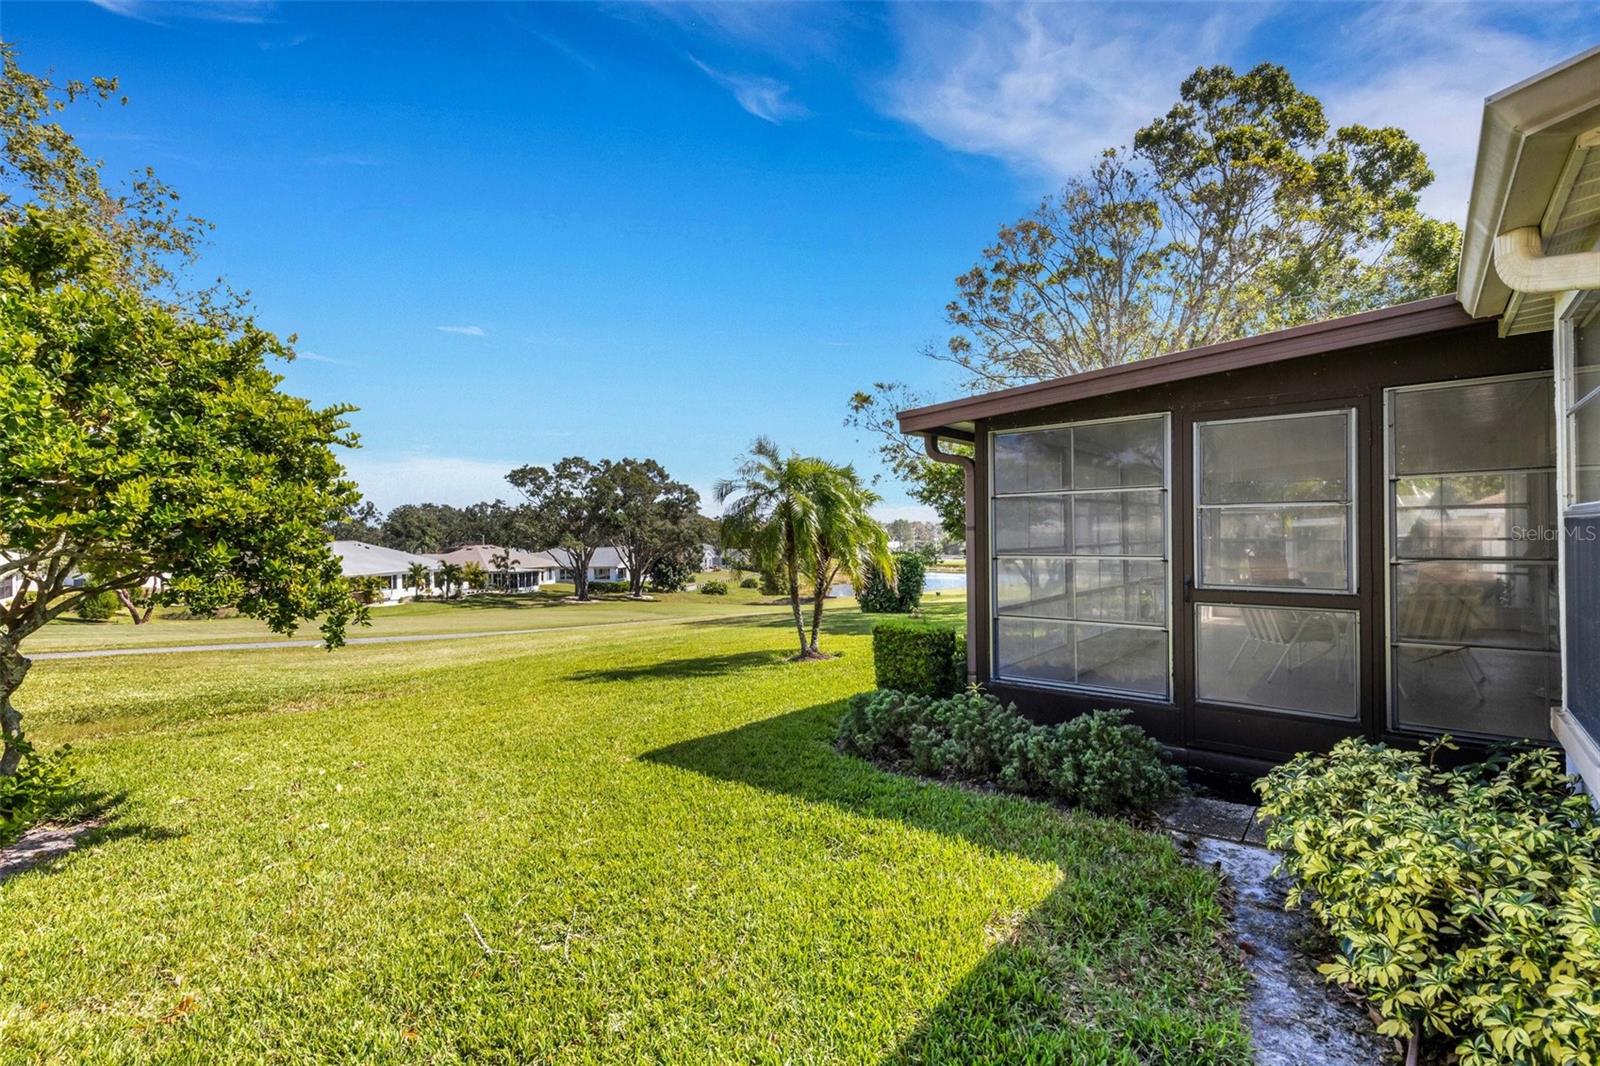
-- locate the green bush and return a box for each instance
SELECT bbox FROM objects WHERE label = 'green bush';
[699,579,728,595]
[872,618,962,696]
[646,553,697,593]
[73,590,119,621]
[858,552,926,613]
[1257,739,1600,1065]
[0,737,75,845]
[758,569,782,596]
[738,577,759,589]
[837,690,1180,815]
[587,581,629,594]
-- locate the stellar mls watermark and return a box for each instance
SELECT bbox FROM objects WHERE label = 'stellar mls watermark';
[1511,525,1598,542]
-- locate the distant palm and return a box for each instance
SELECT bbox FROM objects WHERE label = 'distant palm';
[490,549,520,592]
[717,439,888,660]
[804,463,893,654]
[406,562,433,597]
[437,561,465,598]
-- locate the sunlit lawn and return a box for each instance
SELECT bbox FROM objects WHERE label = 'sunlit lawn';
[3,601,1249,1063]
[30,582,792,653]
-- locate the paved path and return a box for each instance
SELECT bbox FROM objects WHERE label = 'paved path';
[32,612,771,660]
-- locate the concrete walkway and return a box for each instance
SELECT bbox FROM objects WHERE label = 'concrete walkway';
[32,612,768,660]
[1161,794,1391,1066]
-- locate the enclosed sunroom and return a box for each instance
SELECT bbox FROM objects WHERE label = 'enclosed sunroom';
[900,47,1600,787]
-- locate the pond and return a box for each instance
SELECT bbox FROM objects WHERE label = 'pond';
[830,569,966,599]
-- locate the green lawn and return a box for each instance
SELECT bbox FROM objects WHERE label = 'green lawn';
[30,584,793,653]
[3,602,1249,1063]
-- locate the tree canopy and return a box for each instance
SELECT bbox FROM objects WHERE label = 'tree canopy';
[851,61,1460,530]
[0,46,364,777]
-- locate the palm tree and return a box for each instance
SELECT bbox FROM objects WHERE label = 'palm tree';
[436,561,464,599]
[490,548,521,593]
[716,438,824,659]
[405,561,433,598]
[462,561,488,593]
[803,463,893,655]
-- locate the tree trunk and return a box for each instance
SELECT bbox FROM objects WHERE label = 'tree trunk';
[116,589,154,625]
[0,635,32,777]
[808,562,835,654]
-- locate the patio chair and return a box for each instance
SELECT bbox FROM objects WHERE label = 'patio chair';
[1397,586,1487,703]
[1225,607,1352,683]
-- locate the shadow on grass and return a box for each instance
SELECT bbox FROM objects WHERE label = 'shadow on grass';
[0,787,185,885]
[641,702,1248,1064]
[567,649,791,683]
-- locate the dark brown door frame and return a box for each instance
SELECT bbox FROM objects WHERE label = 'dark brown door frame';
[1174,394,1378,759]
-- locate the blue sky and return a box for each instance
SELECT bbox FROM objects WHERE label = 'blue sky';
[4,2,1591,519]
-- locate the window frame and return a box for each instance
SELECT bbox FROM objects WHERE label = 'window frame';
[1191,407,1360,596]
[1558,293,1600,513]
[1382,369,1561,742]
[988,411,1174,702]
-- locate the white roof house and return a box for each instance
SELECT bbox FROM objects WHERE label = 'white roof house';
[545,546,630,583]
[429,544,557,593]
[331,540,440,603]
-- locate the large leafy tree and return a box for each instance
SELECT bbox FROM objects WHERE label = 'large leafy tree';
[852,62,1459,520]
[506,457,621,602]
[0,48,365,778]
[602,459,701,599]
[0,212,363,774]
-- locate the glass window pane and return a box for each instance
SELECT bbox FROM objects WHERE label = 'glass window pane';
[994,429,1071,493]
[1198,505,1350,590]
[1200,413,1350,504]
[1196,605,1359,718]
[1073,417,1164,488]
[1393,645,1557,740]
[1393,561,1557,652]
[1074,623,1168,696]
[1576,397,1600,506]
[1074,559,1167,625]
[1393,473,1558,560]
[994,496,1070,554]
[996,557,1073,620]
[996,618,1074,685]
[1073,491,1164,556]
[1392,377,1555,475]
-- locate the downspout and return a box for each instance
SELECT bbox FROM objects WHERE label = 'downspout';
[923,433,977,684]
[1493,227,1600,294]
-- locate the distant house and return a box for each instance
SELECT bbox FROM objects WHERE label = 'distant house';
[546,546,630,585]
[331,540,440,603]
[430,544,557,593]
[701,543,722,571]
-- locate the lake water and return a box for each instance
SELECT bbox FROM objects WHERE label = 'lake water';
[830,569,966,599]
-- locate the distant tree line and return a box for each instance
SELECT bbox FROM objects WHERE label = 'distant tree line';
[329,458,723,602]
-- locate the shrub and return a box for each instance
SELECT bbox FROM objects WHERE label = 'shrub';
[587,581,629,594]
[858,552,926,613]
[647,553,697,593]
[699,579,728,595]
[872,618,962,697]
[73,591,119,621]
[758,568,782,596]
[0,737,75,846]
[1257,739,1600,1065]
[837,690,1180,815]
[346,575,386,605]
[738,577,759,589]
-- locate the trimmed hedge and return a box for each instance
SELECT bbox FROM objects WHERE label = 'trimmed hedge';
[699,579,728,595]
[837,690,1181,815]
[858,552,926,613]
[872,617,964,697]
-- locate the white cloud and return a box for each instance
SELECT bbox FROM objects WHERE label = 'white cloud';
[437,325,486,337]
[295,350,338,364]
[689,55,808,124]
[880,4,1269,182]
[1308,5,1580,223]
[90,0,276,24]
[340,454,523,511]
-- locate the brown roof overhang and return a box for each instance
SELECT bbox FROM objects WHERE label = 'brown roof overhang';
[898,295,1483,436]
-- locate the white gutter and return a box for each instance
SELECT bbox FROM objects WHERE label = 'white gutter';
[1493,227,1600,295]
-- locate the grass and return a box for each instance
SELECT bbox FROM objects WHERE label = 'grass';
[30,583,796,653]
[3,601,1249,1063]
